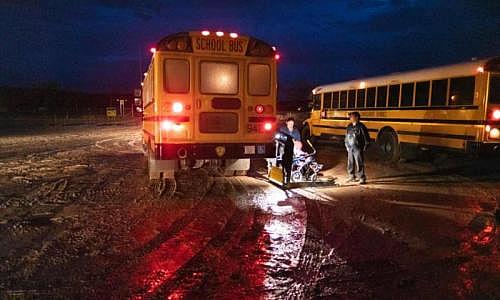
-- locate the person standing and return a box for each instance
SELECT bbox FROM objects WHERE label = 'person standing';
[345,112,370,184]
[278,117,301,185]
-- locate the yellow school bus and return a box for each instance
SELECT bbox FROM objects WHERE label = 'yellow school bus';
[142,31,278,180]
[303,57,500,161]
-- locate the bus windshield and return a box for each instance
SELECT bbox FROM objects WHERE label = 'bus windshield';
[489,75,500,104]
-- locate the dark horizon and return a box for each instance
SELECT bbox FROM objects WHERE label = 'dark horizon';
[1,1,499,94]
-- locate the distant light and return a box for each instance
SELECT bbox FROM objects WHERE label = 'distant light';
[274,53,280,60]
[490,128,500,139]
[492,109,500,120]
[150,47,156,54]
[216,31,224,37]
[271,46,277,51]
[477,66,484,73]
[264,122,272,131]
[172,102,183,113]
[229,32,238,38]
[201,30,210,36]
[359,81,366,89]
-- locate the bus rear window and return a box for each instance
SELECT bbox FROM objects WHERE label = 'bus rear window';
[164,59,190,93]
[200,61,238,94]
[489,75,500,104]
[248,64,270,96]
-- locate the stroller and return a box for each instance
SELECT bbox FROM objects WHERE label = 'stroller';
[268,132,323,186]
[291,143,323,182]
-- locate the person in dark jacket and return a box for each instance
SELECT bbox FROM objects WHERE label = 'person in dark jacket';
[278,117,301,185]
[345,111,370,184]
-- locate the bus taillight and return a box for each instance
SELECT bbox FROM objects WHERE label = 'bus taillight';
[264,122,273,131]
[492,109,500,120]
[161,120,183,132]
[490,128,500,139]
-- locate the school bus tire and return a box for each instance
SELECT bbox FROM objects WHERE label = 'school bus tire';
[377,128,400,162]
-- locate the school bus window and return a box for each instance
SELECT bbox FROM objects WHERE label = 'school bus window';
[332,91,340,109]
[366,87,376,107]
[312,94,321,110]
[489,75,500,104]
[431,79,447,106]
[415,81,430,106]
[323,92,333,109]
[164,59,190,93]
[200,61,238,94]
[348,90,356,108]
[449,76,475,106]
[340,91,347,108]
[388,84,400,107]
[401,82,414,107]
[356,89,366,108]
[376,86,387,107]
[248,63,270,96]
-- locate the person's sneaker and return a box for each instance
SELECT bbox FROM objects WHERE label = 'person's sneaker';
[359,178,367,185]
[345,177,358,183]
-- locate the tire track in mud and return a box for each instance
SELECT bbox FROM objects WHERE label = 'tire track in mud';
[102,177,239,299]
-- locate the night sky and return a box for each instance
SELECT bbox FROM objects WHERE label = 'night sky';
[1,1,499,94]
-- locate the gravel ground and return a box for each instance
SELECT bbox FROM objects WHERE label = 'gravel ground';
[0,125,498,299]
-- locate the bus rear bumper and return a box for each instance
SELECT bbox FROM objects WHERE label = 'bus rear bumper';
[154,142,275,160]
[466,141,500,153]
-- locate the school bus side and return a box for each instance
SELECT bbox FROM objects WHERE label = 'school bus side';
[303,57,500,161]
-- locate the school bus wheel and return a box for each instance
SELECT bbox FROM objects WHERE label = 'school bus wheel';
[377,128,400,162]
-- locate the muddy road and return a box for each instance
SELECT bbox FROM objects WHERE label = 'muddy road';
[0,125,498,299]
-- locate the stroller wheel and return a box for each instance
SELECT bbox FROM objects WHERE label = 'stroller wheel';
[309,173,318,182]
[292,172,302,182]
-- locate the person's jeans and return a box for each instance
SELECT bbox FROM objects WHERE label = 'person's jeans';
[347,148,366,180]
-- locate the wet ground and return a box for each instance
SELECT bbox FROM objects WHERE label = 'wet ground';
[0,124,498,299]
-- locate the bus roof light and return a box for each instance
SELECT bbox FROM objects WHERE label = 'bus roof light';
[150,47,156,54]
[255,105,264,114]
[274,53,280,60]
[229,32,238,38]
[201,30,210,36]
[477,66,484,73]
[216,31,224,37]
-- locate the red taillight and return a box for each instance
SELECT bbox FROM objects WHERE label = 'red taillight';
[216,31,224,37]
[201,30,210,36]
[229,32,238,38]
[274,53,280,60]
[492,109,500,120]
[255,105,264,114]
[161,120,183,132]
[172,102,183,113]
[150,47,156,53]
[264,122,273,131]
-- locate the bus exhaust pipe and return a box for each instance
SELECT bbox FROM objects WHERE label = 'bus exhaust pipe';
[177,148,188,159]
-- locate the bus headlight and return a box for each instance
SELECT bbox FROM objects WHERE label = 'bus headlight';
[490,128,500,139]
